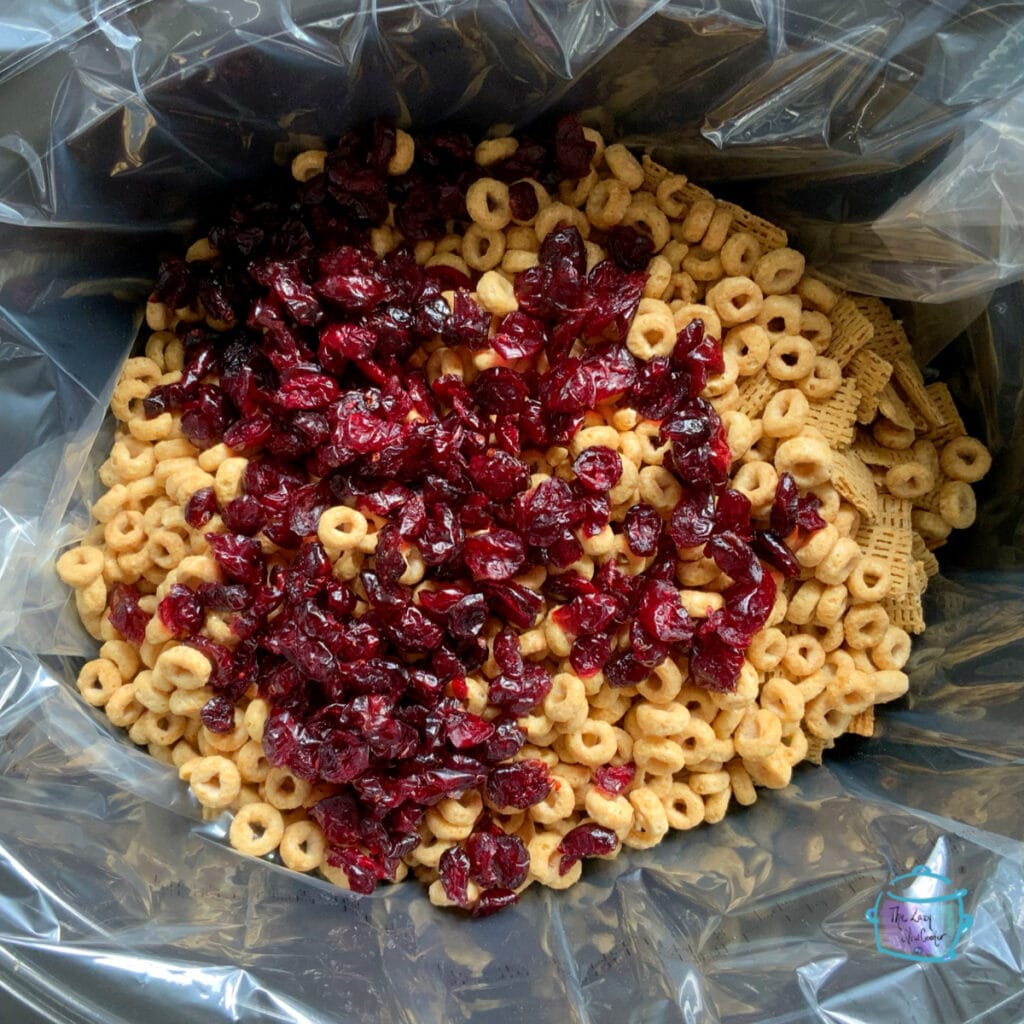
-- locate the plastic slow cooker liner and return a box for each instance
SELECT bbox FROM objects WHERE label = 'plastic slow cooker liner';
[1,2,1023,1021]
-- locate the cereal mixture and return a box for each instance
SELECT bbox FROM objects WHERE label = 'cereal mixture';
[55,118,990,914]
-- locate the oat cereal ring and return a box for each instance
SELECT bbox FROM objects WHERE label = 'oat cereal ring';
[719,231,761,278]
[815,536,862,586]
[626,300,677,360]
[291,149,327,182]
[474,135,517,166]
[672,303,722,342]
[659,781,704,829]
[56,545,106,589]
[644,254,673,300]
[797,356,842,401]
[782,633,826,678]
[653,174,688,218]
[720,410,756,460]
[534,202,589,242]
[705,276,764,327]
[774,434,832,488]
[76,658,122,707]
[603,143,644,189]
[317,506,368,555]
[701,205,734,253]
[229,801,285,857]
[766,336,816,382]
[187,755,241,809]
[529,780,576,824]
[814,585,849,627]
[142,709,188,747]
[462,223,506,271]
[747,626,788,672]
[940,436,991,482]
[884,462,934,500]
[278,820,326,873]
[938,480,977,529]
[912,508,953,544]
[762,389,810,438]
[153,645,212,691]
[723,323,770,376]
[731,460,778,512]
[264,767,312,810]
[622,787,669,849]
[757,294,802,341]
[476,268,521,315]
[680,197,715,243]
[873,418,916,450]
[844,604,890,650]
[704,350,740,399]
[754,247,805,295]
[786,579,824,625]
[109,439,156,482]
[799,310,833,352]
[871,626,913,672]
[621,201,671,253]
[682,247,724,282]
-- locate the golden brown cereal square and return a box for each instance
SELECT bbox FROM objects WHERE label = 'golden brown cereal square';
[911,532,941,577]
[827,298,875,368]
[724,202,788,251]
[925,383,967,445]
[876,384,917,431]
[848,707,875,737]
[804,734,832,766]
[736,368,782,419]
[852,435,905,469]
[855,494,913,597]
[892,355,943,427]
[832,448,882,521]
[805,378,861,449]
[853,297,910,364]
[641,154,672,192]
[847,348,893,423]
[884,589,926,634]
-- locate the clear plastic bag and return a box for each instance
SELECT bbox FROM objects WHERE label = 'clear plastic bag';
[2,3,1023,1021]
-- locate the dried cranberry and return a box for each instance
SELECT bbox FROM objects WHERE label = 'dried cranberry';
[184,487,218,528]
[157,584,205,637]
[593,763,635,796]
[486,759,552,810]
[557,822,619,875]
[572,446,622,494]
[107,583,148,644]
[623,503,663,556]
[462,529,526,582]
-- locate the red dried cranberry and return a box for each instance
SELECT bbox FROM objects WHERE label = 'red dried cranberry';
[487,663,552,716]
[569,633,613,677]
[593,763,635,795]
[462,529,526,582]
[200,695,237,734]
[557,822,619,875]
[552,592,619,637]
[472,888,520,917]
[184,487,218,528]
[572,446,622,494]
[635,580,694,645]
[553,115,596,180]
[465,829,530,889]
[486,759,552,810]
[157,584,205,637]
[623,503,663,556]
[439,844,472,906]
[107,583,149,644]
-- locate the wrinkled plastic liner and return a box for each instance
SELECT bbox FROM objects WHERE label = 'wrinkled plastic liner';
[1,3,1023,1022]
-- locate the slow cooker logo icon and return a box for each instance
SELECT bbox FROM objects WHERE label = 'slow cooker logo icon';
[866,865,973,962]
